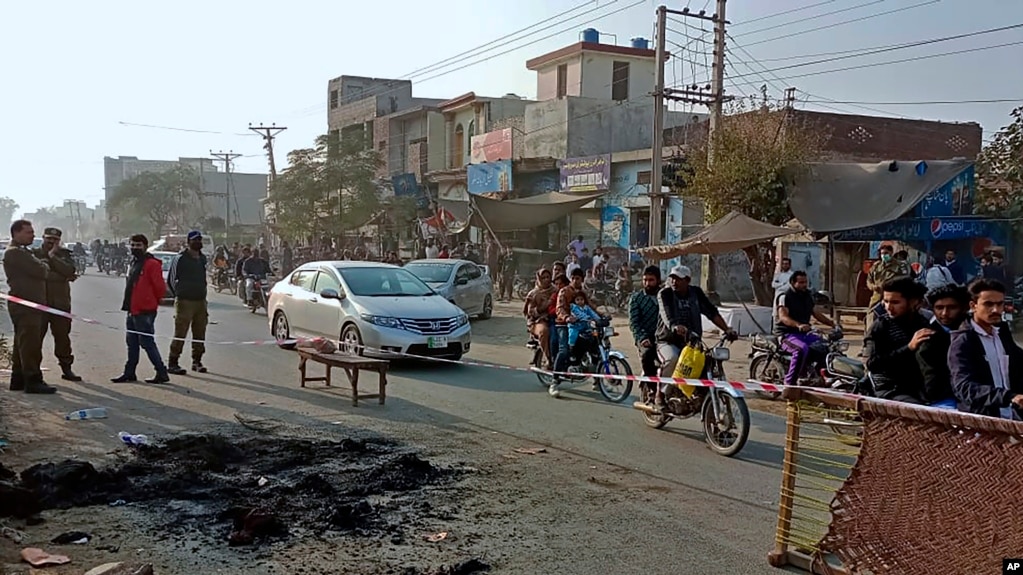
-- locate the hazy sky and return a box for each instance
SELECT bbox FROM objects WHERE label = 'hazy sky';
[2,0,1021,215]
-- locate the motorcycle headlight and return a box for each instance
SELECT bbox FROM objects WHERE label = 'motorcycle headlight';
[360,314,402,329]
[835,341,850,353]
[710,347,730,362]
[455,313,469,327]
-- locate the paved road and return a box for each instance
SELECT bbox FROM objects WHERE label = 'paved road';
[15,273,790,574]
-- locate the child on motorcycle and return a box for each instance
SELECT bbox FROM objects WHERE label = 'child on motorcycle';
[568,292,602,360]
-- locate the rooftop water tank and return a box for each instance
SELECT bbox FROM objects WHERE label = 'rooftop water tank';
[631,37,649,50]
[582,28,600,43]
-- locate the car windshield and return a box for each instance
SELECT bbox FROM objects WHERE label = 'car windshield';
[337,267,435,297]
[404,263,453,283]
[154,253,175,271]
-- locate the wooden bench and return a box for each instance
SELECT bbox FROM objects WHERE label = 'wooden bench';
[295,350,389,407]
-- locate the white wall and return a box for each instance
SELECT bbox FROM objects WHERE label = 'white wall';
[535,55,582,100]
[579,54,655,101]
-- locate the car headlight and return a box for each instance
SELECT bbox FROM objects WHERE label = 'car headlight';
[360,314,402,329]
[455,313,469,327]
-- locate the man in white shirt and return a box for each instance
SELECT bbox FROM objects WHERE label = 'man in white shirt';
[425,239,439,259]
[771,257,793,303]
[948,278,1023,419]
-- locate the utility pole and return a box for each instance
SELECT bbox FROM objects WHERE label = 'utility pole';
[210,150,241,238]
[648,5,668,250]
[249,123,287,245]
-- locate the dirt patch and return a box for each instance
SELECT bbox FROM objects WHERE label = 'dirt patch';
[2,432,463,548]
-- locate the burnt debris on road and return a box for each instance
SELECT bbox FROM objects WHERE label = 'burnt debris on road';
[1,430,467,548]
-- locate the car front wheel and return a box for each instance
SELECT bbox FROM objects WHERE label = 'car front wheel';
[274,312,296,350]
[340,324,364,356]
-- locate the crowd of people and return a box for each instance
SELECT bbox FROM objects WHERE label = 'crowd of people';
[770,244,1022,421]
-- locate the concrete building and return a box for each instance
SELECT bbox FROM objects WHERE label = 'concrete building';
[201,172,269,227]
[522,39,706,159]
[103,156,218,204]
[326,75,449,180]
[436,92,532,169]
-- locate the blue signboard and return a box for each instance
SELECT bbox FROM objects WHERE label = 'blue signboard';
[391,173,419,197]
[516,170,559,198]
[914,166,975,218]
[832,217,996,242]
[467,160,513,195]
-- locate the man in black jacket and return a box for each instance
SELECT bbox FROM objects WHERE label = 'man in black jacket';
[863,277,932,403]
[915,284,968,408]
[949,278,1023,419]
[166,230,209,374]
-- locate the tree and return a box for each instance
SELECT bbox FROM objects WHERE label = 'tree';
[268,134,383,243]
[975,105,1023,225]
[0,197,18,228]
[671,100,826,305]
[108,165,202,238]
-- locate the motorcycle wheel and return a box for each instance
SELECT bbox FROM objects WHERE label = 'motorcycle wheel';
[596,356,633,403]
[749,354,786,400]
[641,384,671,429]
[702,390,751,457]
[516,283,530,300]
[532,347,554,388]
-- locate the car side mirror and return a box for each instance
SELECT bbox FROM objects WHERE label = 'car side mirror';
[320,288,344,300]
[455,277,468,286]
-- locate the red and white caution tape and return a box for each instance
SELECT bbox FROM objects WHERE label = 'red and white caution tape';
[0,292,860,397]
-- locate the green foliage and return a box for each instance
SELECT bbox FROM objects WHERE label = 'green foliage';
[268,134,383,242]
[676,100,826,226]
[108,165,202,238]
[976,105,1023,226]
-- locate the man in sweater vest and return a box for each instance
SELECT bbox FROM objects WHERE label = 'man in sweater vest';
[166,230,209,374]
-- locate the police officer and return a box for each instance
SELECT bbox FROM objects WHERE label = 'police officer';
[3,220,56,393]
[34,227,82,382]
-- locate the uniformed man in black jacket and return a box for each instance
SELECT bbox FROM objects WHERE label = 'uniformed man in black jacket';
[33,227,82,381]
[165,230,209,374]
[3,220,56,393]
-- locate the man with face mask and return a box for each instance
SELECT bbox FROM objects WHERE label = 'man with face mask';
[630,266,662,402]
[165,230,209,374]
[863,277,931,404]
[916,284,969,409]
[865,244,910,331]
[111,234,170,384]
[33,228,82,382]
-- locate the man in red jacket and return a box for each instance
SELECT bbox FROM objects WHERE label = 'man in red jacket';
[111,234,171,384]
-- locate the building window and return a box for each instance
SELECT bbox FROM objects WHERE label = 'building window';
[378,141,386,151]
[468,120,475,145]
[611,61,629,101]
[453,124,465,167]
[557,63,568,98]
[330,89,339,109]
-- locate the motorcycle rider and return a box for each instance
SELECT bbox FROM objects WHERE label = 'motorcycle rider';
[72,241,87,273]
[235,246,251,301]
[33,228,83,382]
[655,265,736,403]
[523,268,557,369]
[242,249,272,305]
[629,265,662,384]
[550,268,588,398]
[915,284,969,409]
[775,270,836,386]
[863,277,931,404]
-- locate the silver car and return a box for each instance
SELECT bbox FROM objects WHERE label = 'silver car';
[150,250,178,304]
[404,259,493,319]
[267,261,471,361]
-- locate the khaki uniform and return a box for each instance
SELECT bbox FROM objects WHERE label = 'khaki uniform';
[33,246,77,368]
[865,259,911,330]
[2,245,49,384]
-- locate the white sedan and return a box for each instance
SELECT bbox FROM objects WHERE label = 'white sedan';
[267,261,471,361]
[149,250,178,304]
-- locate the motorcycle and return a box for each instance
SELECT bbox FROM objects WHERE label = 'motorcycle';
[73,254,87,275]
[748,327,865,399]
[106,254,125,276]
[527,317,634,403]
[632,334,751,457]
[246,275,272,313]
[211,266,235,294]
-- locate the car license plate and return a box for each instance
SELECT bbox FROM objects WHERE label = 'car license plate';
[428,336,448,349]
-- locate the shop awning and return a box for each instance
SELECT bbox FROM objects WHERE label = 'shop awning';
[787,159,972,232]
[440,192,606,232]
[637,211,799,260]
